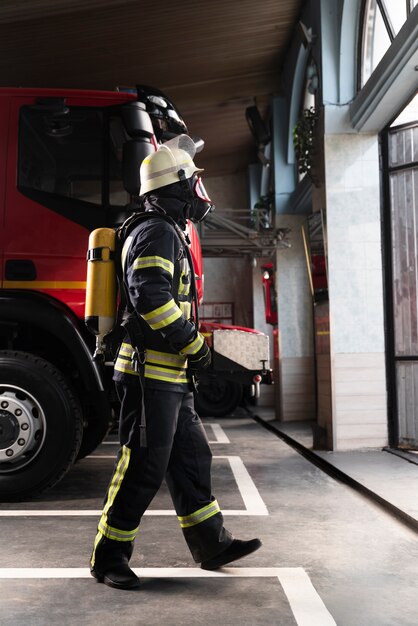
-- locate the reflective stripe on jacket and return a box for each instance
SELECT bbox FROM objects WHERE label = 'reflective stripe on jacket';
[113,214,204,389]
[115,342,189,385]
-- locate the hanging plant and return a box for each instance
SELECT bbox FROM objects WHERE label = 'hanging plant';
[292,106,319,185]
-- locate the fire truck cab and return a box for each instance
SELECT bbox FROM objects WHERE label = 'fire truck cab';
[0,87,270,501]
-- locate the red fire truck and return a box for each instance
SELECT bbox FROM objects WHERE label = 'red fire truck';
[0,86,271,501]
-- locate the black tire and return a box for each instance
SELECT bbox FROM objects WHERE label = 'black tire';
[194,377,243,417]
[0,351,83,501]
[76,413,110,460]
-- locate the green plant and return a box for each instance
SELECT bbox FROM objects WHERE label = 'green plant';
[293,106,319,184]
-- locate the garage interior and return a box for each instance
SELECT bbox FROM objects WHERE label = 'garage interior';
[1,1,418,625]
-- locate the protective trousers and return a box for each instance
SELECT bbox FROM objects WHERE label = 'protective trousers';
[92,382,233,565]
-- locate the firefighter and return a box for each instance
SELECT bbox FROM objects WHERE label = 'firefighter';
[90,136,261,590]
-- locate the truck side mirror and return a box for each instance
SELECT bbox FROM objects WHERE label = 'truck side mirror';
[121,102,154,139]
[121,102,156,196]
[122,139,154,196]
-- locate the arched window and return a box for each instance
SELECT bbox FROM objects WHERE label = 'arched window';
[361,0,417,87]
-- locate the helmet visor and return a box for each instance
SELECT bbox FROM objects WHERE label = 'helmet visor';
[163,134,197,159]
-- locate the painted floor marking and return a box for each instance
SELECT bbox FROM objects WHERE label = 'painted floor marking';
[0,456,268,517]
[0,567,336,626]
[216,455,268,515]
[83,455,266,515]
[101,422,230,445]
[206,423,230,443]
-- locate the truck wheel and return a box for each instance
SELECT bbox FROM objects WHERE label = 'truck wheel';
[0,351,83,501]
[194,378,243,417]
[76,413,110,460]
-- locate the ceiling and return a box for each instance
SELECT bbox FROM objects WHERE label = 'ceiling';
[0,0,304,178]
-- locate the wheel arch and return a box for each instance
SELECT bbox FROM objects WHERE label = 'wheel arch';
[0,290,111,426]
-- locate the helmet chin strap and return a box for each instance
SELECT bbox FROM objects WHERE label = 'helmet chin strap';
[178,168,194,203]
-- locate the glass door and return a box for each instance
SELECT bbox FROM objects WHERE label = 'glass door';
[386,115,418,447]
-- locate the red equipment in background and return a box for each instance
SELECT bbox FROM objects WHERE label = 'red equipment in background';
[261,263,278,326]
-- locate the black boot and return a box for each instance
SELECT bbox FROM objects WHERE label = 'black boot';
[201,538,262,570]
[90,536,140,590]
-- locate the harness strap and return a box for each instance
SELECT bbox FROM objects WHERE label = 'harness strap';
[120,314,147,447]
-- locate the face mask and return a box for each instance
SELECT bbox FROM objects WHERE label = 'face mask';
[189,175,215,222]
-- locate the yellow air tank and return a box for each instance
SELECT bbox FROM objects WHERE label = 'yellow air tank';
[85,228,117,359]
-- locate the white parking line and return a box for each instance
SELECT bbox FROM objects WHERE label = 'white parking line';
[0,510,259,516]
[101,422,230,445]
[0,567,336,626]
[206,423,230,444]
[0,456,268,517]
[216,455,268,515]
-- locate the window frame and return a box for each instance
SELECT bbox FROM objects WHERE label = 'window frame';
[359,0,413,88]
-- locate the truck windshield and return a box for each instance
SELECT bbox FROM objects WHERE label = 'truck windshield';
[18,104,130,229]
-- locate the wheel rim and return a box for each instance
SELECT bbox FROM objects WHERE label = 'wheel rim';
[0,385,47,472]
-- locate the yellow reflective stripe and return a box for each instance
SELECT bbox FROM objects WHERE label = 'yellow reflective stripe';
[145,364,189,384]
[119,345,187,369]
[121,236,133,272]
[141,299,182,330]
[146,349,187,369]
[91,530,103,567]
[178,500,221,529]
[119,343,134,358]
[180,333,204,356]
[114,360,139,376]
[178,259,190,296]
[178,282,189,296]
[116,345,190,380]
[3,280,86,289]
[179,301,191,319]
[103,446,131,516]
[98,519,139,542]
[132,255,174,276]
[91,446,132,564]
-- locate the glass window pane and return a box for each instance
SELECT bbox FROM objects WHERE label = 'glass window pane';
[382,0,407,35]
[362,0,391,85]
[391,93,418,127]
[372,8,391,71]
[19,107,103,205]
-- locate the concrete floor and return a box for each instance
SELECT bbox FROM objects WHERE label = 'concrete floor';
[264,413,418,527]
[1,414,418,625]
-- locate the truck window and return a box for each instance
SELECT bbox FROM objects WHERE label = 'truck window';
[18,105,129,227]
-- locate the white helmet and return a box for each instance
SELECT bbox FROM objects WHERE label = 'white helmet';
[140,135,203,195]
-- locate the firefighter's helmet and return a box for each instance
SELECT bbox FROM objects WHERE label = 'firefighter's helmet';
[140,135,214,223]
[140,135,202,194]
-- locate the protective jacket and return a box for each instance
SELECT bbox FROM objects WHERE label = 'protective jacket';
[113,202,204,391]
[92,196,233,567]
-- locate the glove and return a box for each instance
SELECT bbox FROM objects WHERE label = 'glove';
[187,341,211,372]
